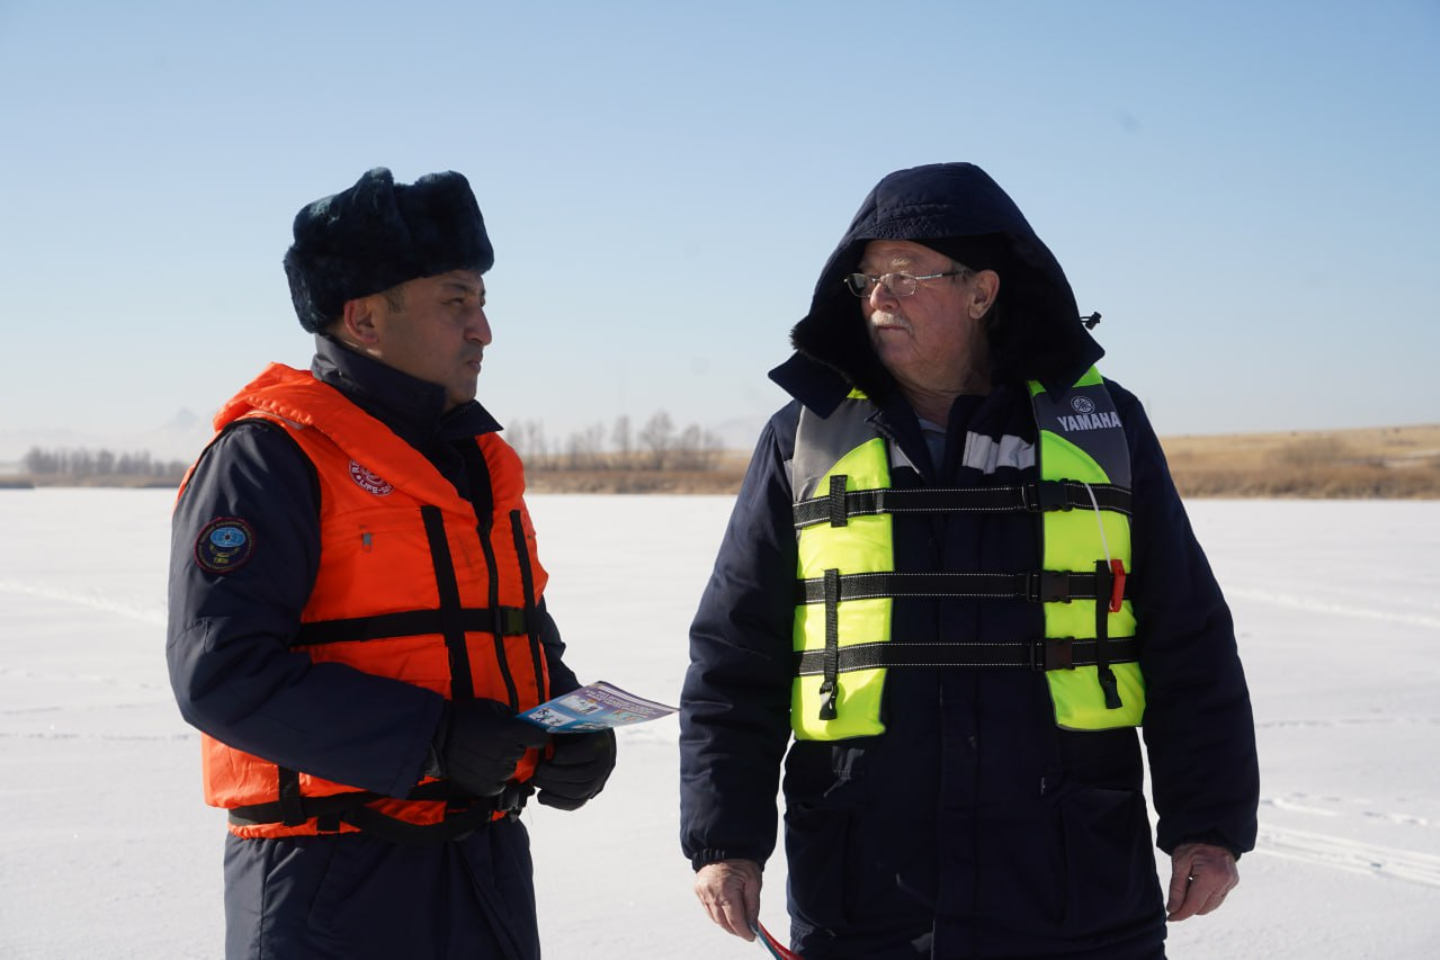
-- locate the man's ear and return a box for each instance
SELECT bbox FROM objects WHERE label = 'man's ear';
[969,270,1001,320]
[339,295,382,345]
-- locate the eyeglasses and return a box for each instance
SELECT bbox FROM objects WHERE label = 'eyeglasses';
[843,269,969,298]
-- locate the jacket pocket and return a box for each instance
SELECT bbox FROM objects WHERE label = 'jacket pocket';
[1058,785,1164,938]
[783,799,853,934]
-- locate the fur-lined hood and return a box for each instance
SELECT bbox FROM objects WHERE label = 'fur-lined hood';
[772,162,1103,412]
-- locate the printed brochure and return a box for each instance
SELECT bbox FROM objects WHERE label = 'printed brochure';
[518,681,677,732]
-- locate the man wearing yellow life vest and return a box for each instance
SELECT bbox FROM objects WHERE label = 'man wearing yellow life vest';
[681,163,1258,959]
[167,168,615,959]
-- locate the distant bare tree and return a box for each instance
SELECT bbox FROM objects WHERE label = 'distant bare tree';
[56,448,94,477]
[565,422,607,470]
[638,411,674,470]
[20,446,187,480]
[611,415,632,467]
[118,451,152,476]
[509,420,554,469]
[674,425,725,470]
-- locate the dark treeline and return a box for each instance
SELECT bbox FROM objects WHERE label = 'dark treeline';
[22,446,189,480]
[507,412,727,472]
[18,412,730,484]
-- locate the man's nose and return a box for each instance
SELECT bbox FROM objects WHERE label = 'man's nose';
[470,307,493,346]
[868,276,900,309]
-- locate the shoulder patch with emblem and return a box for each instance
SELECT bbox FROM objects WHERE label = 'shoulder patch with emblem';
[349,460,394,496]
[195,517,255,574]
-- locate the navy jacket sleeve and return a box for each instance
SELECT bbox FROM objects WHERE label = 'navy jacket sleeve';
[535,598,581,698]
[166,422,445,798]
[679,409,800,870]
[1116,385,1260,856]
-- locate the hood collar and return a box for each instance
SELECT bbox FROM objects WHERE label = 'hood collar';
[779,163,1103,409]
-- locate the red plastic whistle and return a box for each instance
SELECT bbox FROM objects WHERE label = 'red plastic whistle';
[1109,559,1126,613]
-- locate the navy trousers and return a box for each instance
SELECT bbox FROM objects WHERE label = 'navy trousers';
[222,819,539,960]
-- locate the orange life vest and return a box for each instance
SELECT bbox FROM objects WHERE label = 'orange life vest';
[184,363,551,839]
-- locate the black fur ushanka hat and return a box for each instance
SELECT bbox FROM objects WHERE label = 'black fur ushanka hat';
[282,167,494,332]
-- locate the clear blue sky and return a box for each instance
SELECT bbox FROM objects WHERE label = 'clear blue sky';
[2,0,1437,459]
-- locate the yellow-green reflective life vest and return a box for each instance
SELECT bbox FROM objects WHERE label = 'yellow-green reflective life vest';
[790,368,1144,741]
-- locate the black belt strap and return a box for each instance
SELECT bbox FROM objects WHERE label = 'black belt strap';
[229,779,460,825]
[293,606,530,646]
[795,570,1131,605]
[338,802,497,843]
[228,780,530,844]
[794,636,1140,674]
[793,481,1131,528]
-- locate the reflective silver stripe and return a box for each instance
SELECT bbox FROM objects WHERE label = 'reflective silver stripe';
[960,432,1036,473]
[888,437,919,475]
[792,398,883,502]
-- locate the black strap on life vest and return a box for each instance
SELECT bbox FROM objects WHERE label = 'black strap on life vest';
[1093,560,1124,709]
[421,505,477,701]
[277,766,306,826]
[817,568,841,721]
[454,441,520,710]
[794,636,1140,675]
[293,606,530,646]
[792,479,1131,529]
[795,570,1132,605]
[227,779,531,844]
[509,509,549,705]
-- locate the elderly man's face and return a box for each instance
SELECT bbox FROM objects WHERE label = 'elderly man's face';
[367,269,491,410]
[859,240,987,397]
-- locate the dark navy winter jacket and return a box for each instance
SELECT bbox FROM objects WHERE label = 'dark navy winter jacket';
[679,164,1258,960]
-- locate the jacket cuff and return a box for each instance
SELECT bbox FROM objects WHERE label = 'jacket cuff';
[1164,831,1245,861]
[689,848,768,872]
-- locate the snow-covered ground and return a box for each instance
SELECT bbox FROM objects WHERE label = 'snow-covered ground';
[1,490,1437,958]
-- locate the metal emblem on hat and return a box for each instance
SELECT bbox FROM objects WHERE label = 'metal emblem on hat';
[1070,396,1096,415]
[349,460,394,496]
[195,517,256,575]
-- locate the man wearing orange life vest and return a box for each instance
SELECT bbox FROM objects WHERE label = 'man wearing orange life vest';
[166,167,615,960]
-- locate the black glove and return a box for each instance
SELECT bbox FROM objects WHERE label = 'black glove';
[530,729,617,810]
[433,699,549,797]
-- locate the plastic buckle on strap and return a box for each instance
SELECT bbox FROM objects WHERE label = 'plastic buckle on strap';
[817,680,838,720]
[1026,480,1072,513]
[1031,637,1074,672]
[1025,570,1071,603]
[495,781,534,820]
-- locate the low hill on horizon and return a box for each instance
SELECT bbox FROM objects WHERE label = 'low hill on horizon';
[1159,422,1440,499]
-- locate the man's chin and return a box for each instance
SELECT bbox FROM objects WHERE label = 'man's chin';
[446,384,479,410]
